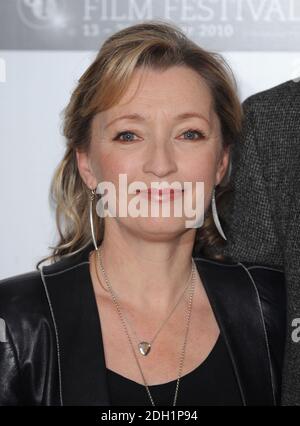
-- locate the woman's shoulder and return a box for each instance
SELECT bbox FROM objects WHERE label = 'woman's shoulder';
[0,246,93,338]
[238,261,285,304]
[194,255,285,298]
[0,269,43,302]
[193,255,286,326]
[0,244,93,307]
[0,269,49,334]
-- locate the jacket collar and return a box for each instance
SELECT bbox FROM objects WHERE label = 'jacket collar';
[40,242,274,406]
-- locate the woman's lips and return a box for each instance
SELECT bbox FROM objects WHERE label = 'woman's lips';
[136,188,184,202]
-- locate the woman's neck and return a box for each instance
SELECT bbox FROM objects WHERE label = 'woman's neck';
[92,226,197,313]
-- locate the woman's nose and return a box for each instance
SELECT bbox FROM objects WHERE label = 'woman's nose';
[142,142,178,178]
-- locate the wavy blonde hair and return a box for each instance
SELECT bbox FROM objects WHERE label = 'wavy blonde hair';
[36,20,242,269]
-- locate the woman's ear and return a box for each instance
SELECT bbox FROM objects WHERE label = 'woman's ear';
[75,149,98,190]
[215,145,231,186]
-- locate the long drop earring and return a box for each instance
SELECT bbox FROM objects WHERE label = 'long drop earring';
[89,188,99,251]
[211,186,227,240]
[89,188,109,293]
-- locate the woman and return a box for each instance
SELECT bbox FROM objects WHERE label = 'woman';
[0,21,286,406]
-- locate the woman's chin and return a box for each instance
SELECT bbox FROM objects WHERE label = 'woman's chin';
[119,216,195,237]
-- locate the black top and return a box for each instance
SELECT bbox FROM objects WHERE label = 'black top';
[106,333,243,406]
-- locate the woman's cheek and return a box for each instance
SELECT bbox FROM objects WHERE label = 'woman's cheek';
[96,151,127,183]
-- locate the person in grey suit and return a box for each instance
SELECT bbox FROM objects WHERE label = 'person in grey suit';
[223,79,300,406]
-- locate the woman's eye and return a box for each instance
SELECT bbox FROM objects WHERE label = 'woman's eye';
[113,131,138,142]
[182,129,206,140]
[113,129,206,143]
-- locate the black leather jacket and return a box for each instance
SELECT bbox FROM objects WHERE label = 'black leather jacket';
[0,242,286,406]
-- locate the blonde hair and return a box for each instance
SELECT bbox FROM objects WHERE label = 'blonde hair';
[36,19,242,269]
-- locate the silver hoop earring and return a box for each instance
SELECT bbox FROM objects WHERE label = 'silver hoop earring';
[89,188,99,251]
[211,186,227,241]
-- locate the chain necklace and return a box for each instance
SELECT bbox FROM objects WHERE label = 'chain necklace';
[95,248,192,356]
[95,245,196,406]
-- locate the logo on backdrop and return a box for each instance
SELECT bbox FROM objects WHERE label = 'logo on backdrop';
[17,0,66,29]
[0,0,300,50]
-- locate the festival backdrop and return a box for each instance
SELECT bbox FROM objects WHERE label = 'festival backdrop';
[0,0,299,277]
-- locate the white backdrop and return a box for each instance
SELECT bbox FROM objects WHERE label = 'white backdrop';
[0,49,299,278]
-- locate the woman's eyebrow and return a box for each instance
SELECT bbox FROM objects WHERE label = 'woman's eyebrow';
[175,112,210,125]
[104,111,209,130]
[104,113,146,130]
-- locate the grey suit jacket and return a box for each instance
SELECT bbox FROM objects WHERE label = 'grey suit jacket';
[223,79,300,406]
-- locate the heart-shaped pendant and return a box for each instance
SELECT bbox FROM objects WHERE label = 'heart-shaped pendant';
[138,341,151,356]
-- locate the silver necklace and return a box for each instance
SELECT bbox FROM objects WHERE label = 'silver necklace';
[95,248,192,356]
[96,245,196,406]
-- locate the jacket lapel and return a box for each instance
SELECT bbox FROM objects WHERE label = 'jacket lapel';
[41,243,110,406]
[194,257,275,406]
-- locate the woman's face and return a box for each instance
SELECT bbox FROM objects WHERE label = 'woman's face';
[77,65,230,240]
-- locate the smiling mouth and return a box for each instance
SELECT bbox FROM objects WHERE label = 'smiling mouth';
[135,188,184,202]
